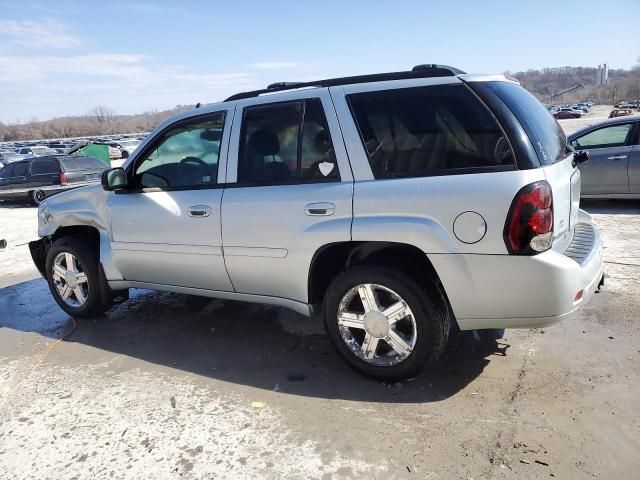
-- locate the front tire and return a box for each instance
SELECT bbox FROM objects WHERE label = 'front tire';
[323,265,449,381]
[45,237,112,318]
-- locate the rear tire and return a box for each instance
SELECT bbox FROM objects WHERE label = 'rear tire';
[45,236,113,318]
[323,265,449,381]
[29,189,45,205]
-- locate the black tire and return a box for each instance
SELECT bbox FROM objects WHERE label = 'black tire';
[45,236,112,318]
[323,265,449,381]
[29,189,45,206]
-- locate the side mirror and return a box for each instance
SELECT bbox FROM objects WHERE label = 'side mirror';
[572,150,589,168]
[101,167,128,191]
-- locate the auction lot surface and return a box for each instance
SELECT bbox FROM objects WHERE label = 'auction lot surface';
[1,109,639,479]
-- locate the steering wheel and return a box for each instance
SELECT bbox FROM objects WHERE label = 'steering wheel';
[178,156,211,185]
[493,137,513,164]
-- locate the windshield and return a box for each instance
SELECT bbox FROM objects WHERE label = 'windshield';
[484,81,568,165]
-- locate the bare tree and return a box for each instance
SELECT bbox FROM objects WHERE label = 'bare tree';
[89,106,115,126]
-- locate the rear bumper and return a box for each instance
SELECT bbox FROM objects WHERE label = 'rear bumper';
[433,214,604,330]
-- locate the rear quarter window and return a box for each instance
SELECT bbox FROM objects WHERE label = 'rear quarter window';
[30,158,60,175]
[482,81,568,165]
[347,84,515,179]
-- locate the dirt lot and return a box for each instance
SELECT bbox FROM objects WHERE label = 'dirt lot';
[1,111,639,479]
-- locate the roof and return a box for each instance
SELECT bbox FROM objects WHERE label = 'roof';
[224,64,466,102]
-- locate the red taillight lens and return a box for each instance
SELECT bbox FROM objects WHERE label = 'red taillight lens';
[504,181,554,254]
[59,172,68,185]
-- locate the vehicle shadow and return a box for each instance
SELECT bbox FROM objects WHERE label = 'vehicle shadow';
[581,198,640,215]
[0,278,509,403]
[0,199,34,209]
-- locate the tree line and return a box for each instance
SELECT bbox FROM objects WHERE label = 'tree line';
[509,64,640,104]
[2,64,639,143]
[0,105,193,142]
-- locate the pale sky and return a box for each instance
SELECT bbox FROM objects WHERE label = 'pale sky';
[0,0,638,123]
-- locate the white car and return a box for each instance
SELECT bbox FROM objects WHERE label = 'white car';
[29,64,605,380]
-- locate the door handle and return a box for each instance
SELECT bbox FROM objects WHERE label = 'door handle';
[188,205,211,217]
[607,155,627,160]
[304,202,335,216]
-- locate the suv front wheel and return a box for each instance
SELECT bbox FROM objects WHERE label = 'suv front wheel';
[323,265,449,381]
[45,237,112,318]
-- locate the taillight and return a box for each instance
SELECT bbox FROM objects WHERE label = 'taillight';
[504,181,553,254]
[59,172,68,185]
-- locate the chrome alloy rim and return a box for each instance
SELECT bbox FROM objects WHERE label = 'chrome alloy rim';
[52,252,88,307]
[337,283,417,366]
[33,190,45,204]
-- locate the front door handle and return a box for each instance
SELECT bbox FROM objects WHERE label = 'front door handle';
[304,202,335,216]
[188,205,211,217]
[607,155,627,160]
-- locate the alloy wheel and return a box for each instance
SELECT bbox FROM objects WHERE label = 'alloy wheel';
[337,283,417,366]
[52,252,89,308]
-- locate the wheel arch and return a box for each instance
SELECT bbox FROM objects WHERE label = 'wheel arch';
[308,241,456,325]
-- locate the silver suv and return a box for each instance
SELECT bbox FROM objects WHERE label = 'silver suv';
[29,65,605,380]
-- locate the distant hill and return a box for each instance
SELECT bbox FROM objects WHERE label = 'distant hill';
[508,66,640,104]
[0,105,194,142]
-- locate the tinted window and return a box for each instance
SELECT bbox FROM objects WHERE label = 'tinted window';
[238,99,339,185]
[30,158,59,175]
[571,123,633,149]
[0,163,16,178]
[59,156,108,171]
[13,162,28,177]
[348,85,514,179]
[134,113,225,189]
[485,81,567,165]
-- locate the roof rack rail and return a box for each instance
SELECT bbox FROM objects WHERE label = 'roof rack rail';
[224,64,465,102]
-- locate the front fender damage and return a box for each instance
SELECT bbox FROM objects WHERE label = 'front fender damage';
[28,238,51,278]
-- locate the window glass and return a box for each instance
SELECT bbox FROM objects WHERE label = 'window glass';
[484,81,567,165]
[0,163,16,178]
[570,123,633,149]
[348,85,514,179]
[59,156,108,171]
[134,113,225,189]
[13,162,28,177]
[238,99,339,185]
[30,158,59,175]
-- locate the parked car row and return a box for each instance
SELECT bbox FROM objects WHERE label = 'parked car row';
[0,133,147,165]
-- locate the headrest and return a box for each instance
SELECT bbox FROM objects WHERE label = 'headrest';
[249,128,280,156]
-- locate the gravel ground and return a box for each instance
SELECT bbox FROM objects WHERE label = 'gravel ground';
[0,112,639,479]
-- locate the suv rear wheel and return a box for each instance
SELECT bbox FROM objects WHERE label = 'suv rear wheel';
[29,189,45,205]
[323,265,449,381]
[45,237,112,318]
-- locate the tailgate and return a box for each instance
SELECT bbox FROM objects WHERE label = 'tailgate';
[542,153,580,251]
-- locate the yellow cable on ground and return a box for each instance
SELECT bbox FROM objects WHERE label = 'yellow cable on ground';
[1,316,77,407]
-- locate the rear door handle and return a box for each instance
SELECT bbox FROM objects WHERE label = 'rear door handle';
[607,155,627,160]
[304,202,335,216]
[188,205,211,217]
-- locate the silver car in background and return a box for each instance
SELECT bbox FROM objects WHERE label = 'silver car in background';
[568,116,640,198]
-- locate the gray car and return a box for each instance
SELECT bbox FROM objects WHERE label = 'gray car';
[568,116,640,198]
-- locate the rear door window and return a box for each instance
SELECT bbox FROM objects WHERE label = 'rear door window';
[30,158,60,175]
[238,98,340,185]
[347,84,515,179]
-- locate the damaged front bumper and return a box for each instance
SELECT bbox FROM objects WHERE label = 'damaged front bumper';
[28,238,51,278]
